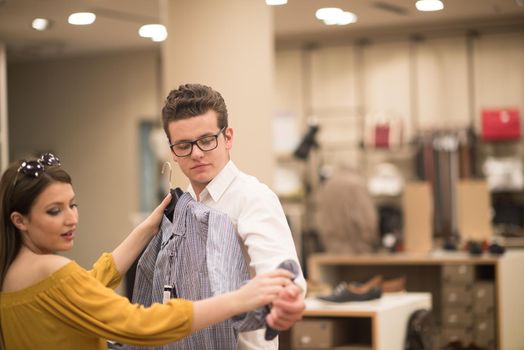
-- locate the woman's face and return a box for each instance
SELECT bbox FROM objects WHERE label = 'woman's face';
[15,182,78,254]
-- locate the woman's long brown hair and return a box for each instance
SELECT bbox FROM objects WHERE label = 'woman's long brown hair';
[0,160,71,349]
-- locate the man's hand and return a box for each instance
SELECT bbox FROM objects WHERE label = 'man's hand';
[265,283,305,330]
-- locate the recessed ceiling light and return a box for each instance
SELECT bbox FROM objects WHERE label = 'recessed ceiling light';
[266,0,287,5]
[316,7,357,26]
[68,12,96,25]
[337,11,358,25]
[316,8,343,21]
[31,18,51,31]
[138,24,168,42]
[415,0,444,12]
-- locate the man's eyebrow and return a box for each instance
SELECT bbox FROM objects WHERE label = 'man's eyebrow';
[174,131,216,143]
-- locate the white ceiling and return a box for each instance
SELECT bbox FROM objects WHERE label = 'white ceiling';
[1,0,523,60]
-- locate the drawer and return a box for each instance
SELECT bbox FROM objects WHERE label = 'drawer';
[474,316,496,347]
[473,281,495,314]
[292,319,351,349]
[442,307,474,328]
[442,285,473,307]
[442,264,474,285]
[441,327,473,346]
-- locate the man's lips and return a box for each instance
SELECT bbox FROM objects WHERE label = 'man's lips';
[191,163,209,170]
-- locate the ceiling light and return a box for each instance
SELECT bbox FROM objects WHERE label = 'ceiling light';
[337,11,358,25]
[415,0,444,12]
[31,18,51,31]
[68,12,96,25]
[316,7,357,26]
[316,7,343,21]
[266,0,287,5]
[139,24,168,42]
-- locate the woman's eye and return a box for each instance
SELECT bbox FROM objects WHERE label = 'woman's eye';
[47,208,60,216]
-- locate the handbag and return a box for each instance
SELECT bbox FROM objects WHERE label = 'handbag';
[405,309,434,350]
[374,123,391,148]
[481,108,521,141]
[365,111,404,149]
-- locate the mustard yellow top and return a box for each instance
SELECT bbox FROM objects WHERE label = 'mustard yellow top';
[0,253,193,350]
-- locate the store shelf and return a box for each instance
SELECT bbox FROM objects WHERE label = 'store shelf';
[306,250,524,350]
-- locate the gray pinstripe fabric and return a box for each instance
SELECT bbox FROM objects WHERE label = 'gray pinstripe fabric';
[127,193,265,350]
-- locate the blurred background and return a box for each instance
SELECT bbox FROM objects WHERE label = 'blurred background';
[1,2,524,348]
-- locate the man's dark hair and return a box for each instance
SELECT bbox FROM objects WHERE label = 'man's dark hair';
[161,84,228,142]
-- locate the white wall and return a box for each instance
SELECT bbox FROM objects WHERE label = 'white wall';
[7,29,524,268]
[8,49,160,269]
[416,36,470,130]
[275,31,524,173]
[162,0,275,187]
[0,42,7,172]
[474,32,524,122]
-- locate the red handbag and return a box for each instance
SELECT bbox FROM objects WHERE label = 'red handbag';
[481,108,521,141]
[366,114,403,149]
[374,124,390,148]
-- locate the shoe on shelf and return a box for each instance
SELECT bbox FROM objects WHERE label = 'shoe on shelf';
[317,282,382,303]
[349,275,383,293]
[467,240,483,256]
[351,275,407,293]
[305,279,332,298]
[381,276,406,293]
[489,242,506,255]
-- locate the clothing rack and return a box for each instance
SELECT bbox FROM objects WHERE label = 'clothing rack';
[414,128,477,241]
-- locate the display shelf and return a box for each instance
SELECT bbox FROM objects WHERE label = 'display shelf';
[287,293,431,350]
[305,250,524,350]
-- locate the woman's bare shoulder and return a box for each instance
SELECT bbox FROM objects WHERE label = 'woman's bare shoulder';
[2,254,72,292]
[38,254,72,274]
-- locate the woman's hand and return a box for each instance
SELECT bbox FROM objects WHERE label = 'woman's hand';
[191,269,293,332]
[232,269,293,314]
[139,193,172,238]
[112,193,172,275]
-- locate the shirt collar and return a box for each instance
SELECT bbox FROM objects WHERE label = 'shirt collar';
[188,160,239,202]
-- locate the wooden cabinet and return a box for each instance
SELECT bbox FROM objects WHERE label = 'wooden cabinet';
[293,293,431,350]
[303,250,524,350]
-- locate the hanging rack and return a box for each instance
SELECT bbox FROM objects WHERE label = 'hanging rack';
[161,161,183,222]
[161,161,173,189]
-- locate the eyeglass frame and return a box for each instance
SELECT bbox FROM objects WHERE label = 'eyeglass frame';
[169,127,226,157]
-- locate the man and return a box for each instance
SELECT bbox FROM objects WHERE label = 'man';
[162,83,306,349]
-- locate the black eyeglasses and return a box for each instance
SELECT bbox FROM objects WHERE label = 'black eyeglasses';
[16,153,61,179]
[169,127,226,157]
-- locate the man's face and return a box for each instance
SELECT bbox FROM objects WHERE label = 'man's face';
[167,110,233,195]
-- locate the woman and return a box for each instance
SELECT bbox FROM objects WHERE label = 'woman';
[0,154,293,349]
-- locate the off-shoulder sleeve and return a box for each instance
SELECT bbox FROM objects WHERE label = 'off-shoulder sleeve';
[86,253,122,289]
[41,262,194,346]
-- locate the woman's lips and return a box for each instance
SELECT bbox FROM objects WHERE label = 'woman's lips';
[61,231,75,240]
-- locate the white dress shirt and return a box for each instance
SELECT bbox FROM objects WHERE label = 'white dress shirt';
[188,160,306,350]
